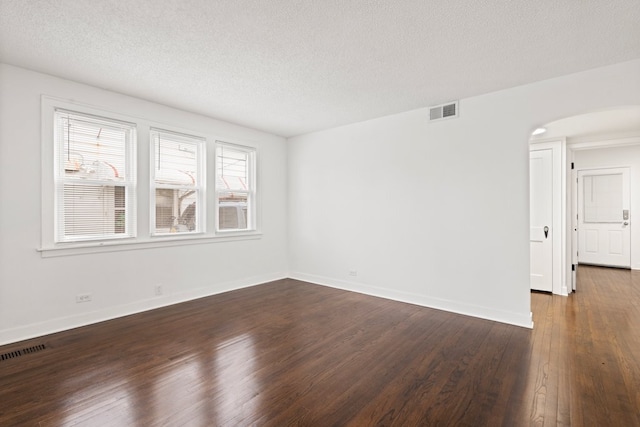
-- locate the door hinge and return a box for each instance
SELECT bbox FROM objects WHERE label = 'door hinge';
[571,162,574,170]
[572,264,576,271]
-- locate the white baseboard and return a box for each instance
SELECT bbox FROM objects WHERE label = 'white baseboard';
[290,272,534,329]
[0,272,287,346]
[1,270,536,346]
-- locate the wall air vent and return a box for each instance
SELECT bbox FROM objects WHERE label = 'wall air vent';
[429,101,459,121]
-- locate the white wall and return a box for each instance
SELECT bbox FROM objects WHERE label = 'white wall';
[0,64,289,345]
[288,59,640,328]
[2,60,640,344]
[573,143,640,269]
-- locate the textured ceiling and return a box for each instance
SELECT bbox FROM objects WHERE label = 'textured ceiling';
[1,1,640,137]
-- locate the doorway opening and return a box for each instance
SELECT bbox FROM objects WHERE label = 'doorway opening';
[529,106,640,295]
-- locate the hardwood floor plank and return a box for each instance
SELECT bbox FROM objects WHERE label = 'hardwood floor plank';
[1,268,639,426]
[551,295,572,426]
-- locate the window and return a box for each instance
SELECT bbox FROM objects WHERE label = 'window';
[150,129,204,235]
[216,143,255,231]
[42,98,261,256]
[54,110,136,242]
[583,174,623,223]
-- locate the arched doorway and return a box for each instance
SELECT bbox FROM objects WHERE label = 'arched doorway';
[529,106,640,294]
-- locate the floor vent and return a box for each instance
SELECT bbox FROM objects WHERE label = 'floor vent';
[0,344,46,361]
[429,101,459,121]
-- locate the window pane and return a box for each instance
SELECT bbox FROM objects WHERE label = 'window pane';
[63,184,126,237]
[217,146,248,191]
[583,174,623,223]
[154,188,198,233]
[59,114,127,181]
[218,192,248,230]
[219,206,239,229]
[152,131,199,187]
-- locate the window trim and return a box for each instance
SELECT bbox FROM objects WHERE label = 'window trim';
[40,96,262,257]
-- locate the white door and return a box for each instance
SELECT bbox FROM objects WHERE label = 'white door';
[530,149,553,292]
[577,168,630,268]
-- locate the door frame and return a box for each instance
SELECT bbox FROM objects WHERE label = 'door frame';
[529,139,567,295]
[569,135,640,285]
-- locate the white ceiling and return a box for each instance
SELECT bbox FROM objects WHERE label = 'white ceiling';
[1,1,639,137]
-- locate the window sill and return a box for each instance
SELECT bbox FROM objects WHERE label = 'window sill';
[38,232,263,258]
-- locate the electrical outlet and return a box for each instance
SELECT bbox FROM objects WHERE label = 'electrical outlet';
[154,284,163,296]
[76,293,92,303]
[349,270,358,277]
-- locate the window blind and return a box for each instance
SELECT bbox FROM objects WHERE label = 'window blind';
[216,144,254,230]
[150,129,204,235]
[54,110,136,242]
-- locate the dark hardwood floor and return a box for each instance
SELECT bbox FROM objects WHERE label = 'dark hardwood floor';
[1,265,639,426]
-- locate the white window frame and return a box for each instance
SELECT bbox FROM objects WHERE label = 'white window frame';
[40,96,261,258]
[214,142,257,233]
[53,109,137,243]
[149,128,206,237]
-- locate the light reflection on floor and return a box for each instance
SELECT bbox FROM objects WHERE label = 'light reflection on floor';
[53,333,260,425]
[58,370,136,426]
[212,333,260,425]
